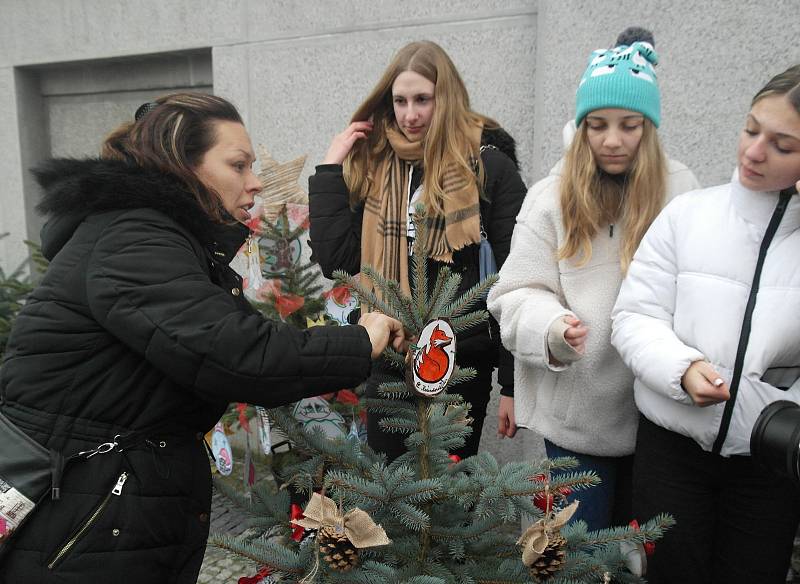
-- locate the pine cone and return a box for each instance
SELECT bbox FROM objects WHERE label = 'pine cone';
[529,534,567,581]
[318,525,359,572]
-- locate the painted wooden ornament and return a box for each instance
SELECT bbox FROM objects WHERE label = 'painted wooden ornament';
[409,319,456,397]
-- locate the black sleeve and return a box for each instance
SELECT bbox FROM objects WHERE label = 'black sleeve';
[86,209,373,408]
[308,164,364,278]
[483,149,527,397]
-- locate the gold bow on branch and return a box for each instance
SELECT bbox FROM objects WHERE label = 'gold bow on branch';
[517,500,579,566]
[294,493,391,548]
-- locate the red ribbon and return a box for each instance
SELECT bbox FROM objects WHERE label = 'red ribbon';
[290,503,305,542]
[238,565,272,584]
[274,292,305,319]
[236,403,251,433]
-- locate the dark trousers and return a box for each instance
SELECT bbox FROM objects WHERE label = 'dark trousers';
[543,439,633,531]
[634,415,800,584]
[365,362,493,461]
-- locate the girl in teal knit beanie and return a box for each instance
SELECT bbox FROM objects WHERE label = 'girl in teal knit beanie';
[488,30,700,535]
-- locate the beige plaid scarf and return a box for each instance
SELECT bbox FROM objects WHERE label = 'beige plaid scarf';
[359,123,482,300]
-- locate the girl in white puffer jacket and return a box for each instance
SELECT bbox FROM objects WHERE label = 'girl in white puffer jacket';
[612,64,800,584]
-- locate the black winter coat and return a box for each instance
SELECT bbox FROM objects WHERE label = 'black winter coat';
[0,159,373,583]
[308,128,526,390]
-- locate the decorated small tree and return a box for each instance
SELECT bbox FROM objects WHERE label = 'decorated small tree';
[211,209,673,583]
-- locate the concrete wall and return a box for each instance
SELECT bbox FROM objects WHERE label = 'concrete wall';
[534,0,800,186]
[0,0,797,464]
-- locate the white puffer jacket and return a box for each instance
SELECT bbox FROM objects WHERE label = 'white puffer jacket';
[611,175,800,456]
[487,157,700,456]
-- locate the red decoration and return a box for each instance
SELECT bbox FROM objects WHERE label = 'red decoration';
[274,290,305,319]
[245,214,263,235]
[448,454,462,464]
[336,389,360,406]
[238,565,272,584]
[290,503,305,542]
[236,403,251,433]
[530,473,572,512]
[324,285,353,307]
[629,519,656,556]
[257,280,305,319]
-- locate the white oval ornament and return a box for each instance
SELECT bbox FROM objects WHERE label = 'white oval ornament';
[211,422,234,476]
[411,319,456,397]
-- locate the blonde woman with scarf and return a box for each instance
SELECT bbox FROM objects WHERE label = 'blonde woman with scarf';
[308,40,527,460]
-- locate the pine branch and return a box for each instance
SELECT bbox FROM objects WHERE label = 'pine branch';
[440,276,497,319]
[361,265,423,333]
[332,270,401,321]
[450,311,490,335]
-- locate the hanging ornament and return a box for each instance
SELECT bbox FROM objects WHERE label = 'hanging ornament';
[620,519,653,577]
[293,492,391,572]
[531,473,572,512]
[408,319,456,397]
[244,234,265,293]
[292,397,346,439]
[255,406,272,455]
[517,500,578,581]
[348,417,359,441]
[211,422,234,476]
[324,284,359,325]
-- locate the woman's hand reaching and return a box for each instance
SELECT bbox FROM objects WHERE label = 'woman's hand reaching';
[358,312,405,359]
[322,121,373,165]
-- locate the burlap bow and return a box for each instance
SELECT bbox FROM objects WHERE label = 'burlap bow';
[517,501,579,566]
[294,493,391,548]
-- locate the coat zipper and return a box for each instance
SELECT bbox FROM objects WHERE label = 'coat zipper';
[48,472,129,570]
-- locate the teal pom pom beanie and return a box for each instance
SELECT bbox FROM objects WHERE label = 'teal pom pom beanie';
[575,41,661,127]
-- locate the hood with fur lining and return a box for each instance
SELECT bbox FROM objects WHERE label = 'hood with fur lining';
[33,158,248,261]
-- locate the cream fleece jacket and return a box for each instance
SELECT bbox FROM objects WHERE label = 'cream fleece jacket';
[488,158,700,456]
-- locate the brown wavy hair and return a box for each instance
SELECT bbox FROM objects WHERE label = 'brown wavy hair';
[343,40,497,214]
[101,92,243,223]
[558,119,667,272]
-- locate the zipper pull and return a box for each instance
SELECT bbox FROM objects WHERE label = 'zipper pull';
[609,224,614,237]
[111,472,129,496]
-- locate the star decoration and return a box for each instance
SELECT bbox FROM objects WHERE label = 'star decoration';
[257,146,308,223]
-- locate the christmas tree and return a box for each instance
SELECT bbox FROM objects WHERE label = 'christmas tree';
[0,237,46,359]
[210,209,674,583]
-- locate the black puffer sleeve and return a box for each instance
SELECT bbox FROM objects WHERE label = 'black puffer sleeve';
[308,164,364,278]
[483,148,527,396]
[85,208,373,408]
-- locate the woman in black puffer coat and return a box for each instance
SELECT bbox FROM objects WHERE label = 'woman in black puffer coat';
[308,41,526,460]
[0,92,403,584]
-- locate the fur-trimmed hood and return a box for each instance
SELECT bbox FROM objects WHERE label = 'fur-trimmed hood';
[33,158,248,261]
[481,127,520,170]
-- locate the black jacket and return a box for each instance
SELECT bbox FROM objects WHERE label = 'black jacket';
[308,128,526,390]
[0,158,373,583]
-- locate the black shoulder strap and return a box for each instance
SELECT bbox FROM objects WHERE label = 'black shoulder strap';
[712,190,793,454]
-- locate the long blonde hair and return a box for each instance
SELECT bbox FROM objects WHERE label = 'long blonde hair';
[558,119,667,272]
[343,41,496,214]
